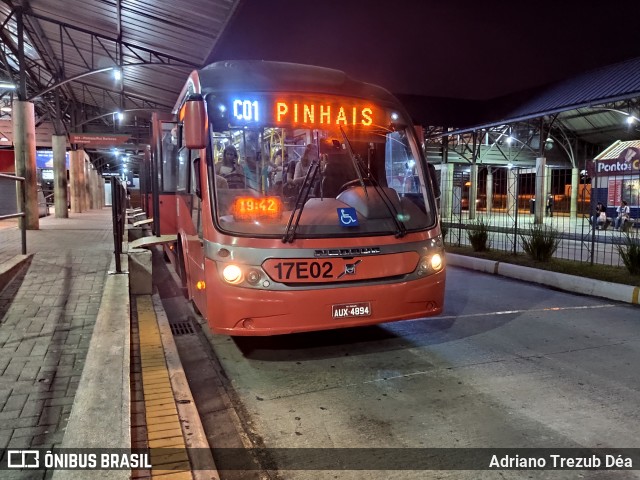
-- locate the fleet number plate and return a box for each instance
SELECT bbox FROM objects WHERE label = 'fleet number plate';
[332,302,371,319]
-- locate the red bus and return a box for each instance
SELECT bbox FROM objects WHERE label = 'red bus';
[156,60,445,335]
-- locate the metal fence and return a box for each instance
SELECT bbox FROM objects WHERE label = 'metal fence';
[440,165,640,267]
[0,173,27,255]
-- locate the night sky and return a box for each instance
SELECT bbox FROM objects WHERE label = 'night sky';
[210,0,640,100]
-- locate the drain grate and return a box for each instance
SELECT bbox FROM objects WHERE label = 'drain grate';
[170,321,195,336]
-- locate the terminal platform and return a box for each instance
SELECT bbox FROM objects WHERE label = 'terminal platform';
[0,209,217,480]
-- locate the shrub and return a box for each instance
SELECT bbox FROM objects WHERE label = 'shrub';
[618,233,640,275]
[466,218,490,252]
[520,224,560,262]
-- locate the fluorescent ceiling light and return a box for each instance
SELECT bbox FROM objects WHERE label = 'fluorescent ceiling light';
[0,82,16,89]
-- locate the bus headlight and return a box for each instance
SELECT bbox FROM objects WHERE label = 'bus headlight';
[222,264,243,284]
[430,253,443,271]
[417,253,444,275]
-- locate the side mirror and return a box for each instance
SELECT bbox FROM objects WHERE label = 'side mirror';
[183,95,207,149]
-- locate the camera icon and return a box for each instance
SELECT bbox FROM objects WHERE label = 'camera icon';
[7,450,40,468]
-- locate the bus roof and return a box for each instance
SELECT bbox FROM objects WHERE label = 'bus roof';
[197,60,399,105]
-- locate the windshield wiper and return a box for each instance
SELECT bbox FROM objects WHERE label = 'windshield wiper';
[282,160,320,243]
[339,126,368,200]
[359,159,407,238]
[339,127,406,237]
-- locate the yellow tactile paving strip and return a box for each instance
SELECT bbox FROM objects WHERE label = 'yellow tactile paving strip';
[137,295,193,480]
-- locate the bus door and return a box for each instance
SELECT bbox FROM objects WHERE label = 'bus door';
[140,149,152,217]
[179,147,206,313]
[151,112,179,236]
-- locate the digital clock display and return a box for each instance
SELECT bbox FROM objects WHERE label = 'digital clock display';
[231,196,283,221]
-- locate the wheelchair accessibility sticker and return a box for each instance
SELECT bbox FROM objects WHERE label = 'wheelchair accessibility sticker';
[338,208,359,227]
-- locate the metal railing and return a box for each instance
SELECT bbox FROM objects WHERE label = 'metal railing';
[440,166,640,267]
[0,173,27,255]
[110,176,127,273]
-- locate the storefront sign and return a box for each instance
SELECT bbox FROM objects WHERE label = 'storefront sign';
[70,133,130,146]
[587,147,640,177]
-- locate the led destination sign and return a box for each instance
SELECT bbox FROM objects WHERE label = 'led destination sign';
[225,94,380,128]
[275,101,373,126]
[232,99,259,122]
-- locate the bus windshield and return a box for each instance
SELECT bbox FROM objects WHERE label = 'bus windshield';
[209,108,435,238]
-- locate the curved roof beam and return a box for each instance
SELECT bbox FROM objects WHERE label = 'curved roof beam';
[28,62,193,102]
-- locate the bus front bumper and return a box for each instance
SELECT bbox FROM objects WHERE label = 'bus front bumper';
[204,265,445,336]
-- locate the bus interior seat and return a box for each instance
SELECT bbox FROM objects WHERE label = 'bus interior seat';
[321,154,356,198]
[223,172,247,189]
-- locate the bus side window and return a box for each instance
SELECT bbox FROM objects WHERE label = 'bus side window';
[162,124,180,192]
[177,148,190,192]
[192,157,201,199]
[191,155,202,237]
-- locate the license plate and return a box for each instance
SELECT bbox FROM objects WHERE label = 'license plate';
[332,302,371,319]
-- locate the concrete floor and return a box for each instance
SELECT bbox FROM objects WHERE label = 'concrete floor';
[202,266,640,479]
